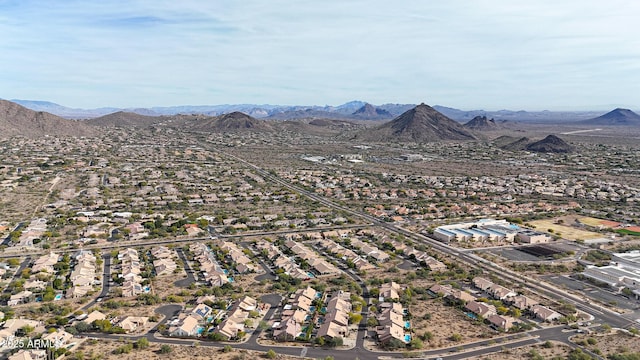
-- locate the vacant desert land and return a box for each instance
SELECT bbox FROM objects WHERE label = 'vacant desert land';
[572,330,640,357]
[528,219,601,241]
[70,340,302,360]
[466,341,572,359]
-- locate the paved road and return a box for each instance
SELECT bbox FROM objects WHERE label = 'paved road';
[174,248,196,287]
[0,224,370,260]
[544,274,640,312]
[2,255,31,295]
[82,254,111,310]
[1,222,25,246]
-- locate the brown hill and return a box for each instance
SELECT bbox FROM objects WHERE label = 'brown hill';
[464,115,500,131]
[497,134,573,153]
[188,111,274,132]
[357,103,477,142]
[0,99,96,138]
[86,111,161,128]
[352,103,392,119]
[526,135,574,153]
[495,136,531,151]
[580,108,640,126]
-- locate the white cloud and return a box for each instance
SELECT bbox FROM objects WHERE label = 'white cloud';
[0,0,639,109]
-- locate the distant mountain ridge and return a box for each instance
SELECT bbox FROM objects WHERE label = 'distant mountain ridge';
[352,103,392,119]
[580,108,640,126]
[6,98,620,122]
[463,115,500,131]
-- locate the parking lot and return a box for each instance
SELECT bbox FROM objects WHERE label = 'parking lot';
[543,274,640,311]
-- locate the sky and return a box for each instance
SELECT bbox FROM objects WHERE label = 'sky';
[1,0,639,110]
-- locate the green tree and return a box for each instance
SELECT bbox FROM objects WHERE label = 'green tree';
[266,349,276,359]
[159,345,172,354]
[348,313,363,324]
[136,338,149,349]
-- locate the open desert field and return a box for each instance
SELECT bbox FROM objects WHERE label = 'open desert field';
[572,330,640,357]
[528,219,602,241]
[69,339,303,360]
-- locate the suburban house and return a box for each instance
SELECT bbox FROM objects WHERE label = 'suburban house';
[531,304,561,322]
[465,301,497,318]
[317,321,348,340]
[448,289,476,304]
[508,295,539,310]
[487,314,517,331]
[170,315,200,337]
[32,252,59,273]
[472,277,494,291]
[488,284,517,300]
[273,317,301,341]
[379,282,402,301]
[376,323,407,344]
[83,310,106,324]
[42,328,74,348]
[117,316,149,333]
[8,291,33,306]
[429,283,452,297]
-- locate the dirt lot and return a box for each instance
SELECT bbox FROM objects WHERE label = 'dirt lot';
[572,329,640,357]
[466,341,572,359]
[528,219,602,241]
[407,296,499,348]
[70,339,304,360]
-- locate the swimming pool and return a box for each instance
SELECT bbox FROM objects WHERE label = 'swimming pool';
[54,294,63,301]
[404,321,410,329]
[404,334,411,342]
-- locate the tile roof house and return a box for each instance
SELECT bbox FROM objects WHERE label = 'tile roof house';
[215,318,244,340]
[324,309,349,327]
[191,303,212,320]
[465,301,497,318]
[317,321,348,339]
[449,289,476,304]
[83,310,106,324]
[42,328,74,348]
[32,252,59,273]
[8,350,47,360]
[170,315,200,337]
[117,316,149,332]
[379,282,402,301]
[377,308,404,328]
[508,295,539,310]
[8,290,33,306]
[273,318,301,341]
[376,323,407,344]
[487,314,517,330]
[429,284,453,297]
[531,304,561,322]
[488,284,517,300]
[472,277,494,291]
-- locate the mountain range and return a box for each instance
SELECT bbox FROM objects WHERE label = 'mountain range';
[7,98,629,123]
[355,103,478,142]
[2,97,640,141]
